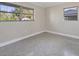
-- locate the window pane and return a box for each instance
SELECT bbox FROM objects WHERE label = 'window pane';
[64,7,78,20]
[0,4,21,13]
[0,3,34,21]
[0,4,16,13]
[20,14,33,20]
[21,8,33,14]
[0,12,20,21]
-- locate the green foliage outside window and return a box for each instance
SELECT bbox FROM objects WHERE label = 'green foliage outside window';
[0,3,34,21]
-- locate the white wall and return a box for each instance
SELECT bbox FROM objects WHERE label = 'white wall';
[1,2,79,44]
[0,2,45,43]
[46,2,79,37]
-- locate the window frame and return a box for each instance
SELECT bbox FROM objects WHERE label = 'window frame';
[64,6,78,21]
[0,2,34,21]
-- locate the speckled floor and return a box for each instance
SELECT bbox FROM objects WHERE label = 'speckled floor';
[0,32,79,56]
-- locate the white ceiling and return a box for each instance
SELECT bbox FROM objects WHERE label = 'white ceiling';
[30,2,65,8]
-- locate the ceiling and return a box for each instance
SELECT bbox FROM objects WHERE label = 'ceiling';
[30,2,65,8]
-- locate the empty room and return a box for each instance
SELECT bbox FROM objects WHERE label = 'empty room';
[0,2,79,56]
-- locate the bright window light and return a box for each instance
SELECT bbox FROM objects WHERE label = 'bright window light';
[0,4,16,12]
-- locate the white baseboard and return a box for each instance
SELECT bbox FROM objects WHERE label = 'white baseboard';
[46,30,79,39]
[0,31,45,48]
[0,30,79,48]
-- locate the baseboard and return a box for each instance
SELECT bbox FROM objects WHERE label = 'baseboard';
[46,30,79,39]
[0,31,45,48]
[1,30,79,48]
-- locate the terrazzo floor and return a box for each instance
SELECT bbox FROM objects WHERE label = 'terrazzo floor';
[0,32,79,56]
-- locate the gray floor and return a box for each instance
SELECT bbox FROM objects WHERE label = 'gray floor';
[0,32,79,56]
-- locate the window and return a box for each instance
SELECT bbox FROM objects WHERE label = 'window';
[64,7,78,21]
[0,2,34,21]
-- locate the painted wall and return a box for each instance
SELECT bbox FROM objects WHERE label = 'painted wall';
[46,2,79,37]
[1,2,79,44]
[0,2,45,43]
